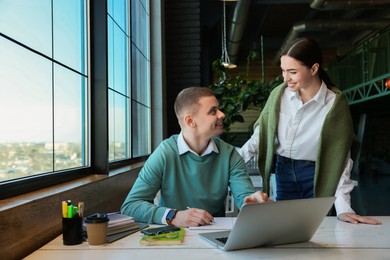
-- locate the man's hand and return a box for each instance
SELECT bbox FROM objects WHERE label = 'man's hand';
[244,191,270,204]
[171,208,214,227]
[338,212,382,225]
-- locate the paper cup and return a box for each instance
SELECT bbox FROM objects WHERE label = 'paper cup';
[85,213,109,245]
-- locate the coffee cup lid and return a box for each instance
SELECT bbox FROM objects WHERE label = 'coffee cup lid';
[85,213,110,224]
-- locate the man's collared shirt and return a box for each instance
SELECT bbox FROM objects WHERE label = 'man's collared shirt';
[177,131,219,157]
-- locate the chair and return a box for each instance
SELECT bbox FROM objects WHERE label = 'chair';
[245,157,277,201]
[225,187,238,217]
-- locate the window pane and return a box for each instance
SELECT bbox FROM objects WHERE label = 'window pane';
[53,0,87,74]
[108,18,114,91]
[0,38,53,181]
[132,0,149,59]
[140,0,149,12]
[132,102,151,157]
[54,64,87,171]
[131,0,151,158]
[108,0,131,162]
[0,0,52,56]
[108,18,129,95]
[108,91,115,161]
[108,0,128,33]
[109,90,129,161]
[132,46,150,106]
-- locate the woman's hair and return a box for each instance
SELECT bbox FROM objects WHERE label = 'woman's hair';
[280,37,334,87]
[174,87,215,118]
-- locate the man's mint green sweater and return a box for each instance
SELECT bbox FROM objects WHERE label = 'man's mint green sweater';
[121,135,255,224]
[254,83,356,197]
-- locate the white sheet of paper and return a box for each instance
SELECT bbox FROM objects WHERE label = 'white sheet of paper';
[188,217,236,230]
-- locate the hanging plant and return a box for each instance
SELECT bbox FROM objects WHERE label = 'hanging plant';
[209,51,282,143]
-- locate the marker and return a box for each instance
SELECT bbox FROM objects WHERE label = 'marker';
[62,201,68,218]
[67,203,74,218]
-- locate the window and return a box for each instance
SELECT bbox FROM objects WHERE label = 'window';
[108,0,130,161]
[131,0,151,157]
[107,0,151,161]
[0,0,88,183]
[0,0,153,199]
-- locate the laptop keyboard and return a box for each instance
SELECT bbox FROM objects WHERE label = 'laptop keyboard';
[216,237,228,244]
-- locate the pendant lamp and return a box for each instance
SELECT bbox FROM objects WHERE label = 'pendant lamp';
[221,0,237,69]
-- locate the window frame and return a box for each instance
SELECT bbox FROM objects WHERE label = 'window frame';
[0,0,156,200]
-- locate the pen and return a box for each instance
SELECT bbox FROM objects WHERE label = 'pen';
[72,206,79,218]
[62,201,68,218]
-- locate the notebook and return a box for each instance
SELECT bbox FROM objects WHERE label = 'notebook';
[199,197,335,251]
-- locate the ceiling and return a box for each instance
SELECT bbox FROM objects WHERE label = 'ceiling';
[201,0,390,67]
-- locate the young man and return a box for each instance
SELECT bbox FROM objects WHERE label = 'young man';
[121,87,269,227]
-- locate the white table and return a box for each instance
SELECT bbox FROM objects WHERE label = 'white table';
[26,217,390,260]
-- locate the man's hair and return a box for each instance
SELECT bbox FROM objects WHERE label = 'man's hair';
[174,87,215,118]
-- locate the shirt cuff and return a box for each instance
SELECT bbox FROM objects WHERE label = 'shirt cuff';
[334,157,355,216]
[161,208,171,225]
[334,195,355,216]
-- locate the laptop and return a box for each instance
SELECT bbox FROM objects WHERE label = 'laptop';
[199,197,335,251]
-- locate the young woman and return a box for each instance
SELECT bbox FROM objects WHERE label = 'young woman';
[239,37,380,225]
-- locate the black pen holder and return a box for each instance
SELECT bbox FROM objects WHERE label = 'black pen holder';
[62,217,83,245]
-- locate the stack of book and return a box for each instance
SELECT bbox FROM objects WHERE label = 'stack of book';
[83,212,149,243]
[106,212,138,235]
